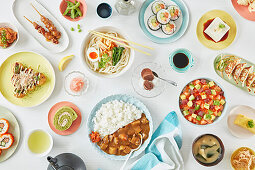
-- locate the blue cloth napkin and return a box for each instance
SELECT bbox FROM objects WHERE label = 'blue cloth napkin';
[129,111,184,170]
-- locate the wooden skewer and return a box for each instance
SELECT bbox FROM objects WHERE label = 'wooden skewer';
[89,31,151,56]
[89,30,154,50]
[24,16,33,24]
[30,3,43,17]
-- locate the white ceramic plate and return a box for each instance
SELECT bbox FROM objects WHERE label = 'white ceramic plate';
[228,105,255,138]
[12,0,69,53]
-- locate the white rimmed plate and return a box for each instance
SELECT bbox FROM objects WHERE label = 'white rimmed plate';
[228,105,255,138]
[12,0,69,53]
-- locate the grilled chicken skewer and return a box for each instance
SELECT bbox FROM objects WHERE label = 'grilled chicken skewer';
[24,16,59,44]
[31,4,61,39]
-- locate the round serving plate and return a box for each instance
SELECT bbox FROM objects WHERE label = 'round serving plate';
[139,0,189,43]
[231,0,255,21]
[48,101,82,136]
[228,105,255,138]
[196,10,237,50]
[0,106,20,162]
[0,51,55,107]
[87,94,153,160]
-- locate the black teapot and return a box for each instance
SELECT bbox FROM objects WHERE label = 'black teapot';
[47,153,86,170]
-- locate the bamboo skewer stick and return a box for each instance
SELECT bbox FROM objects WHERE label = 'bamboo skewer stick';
[89,31,151,56]
[30,3,43,17]
[24,16,33,24]
[89,30,154,50]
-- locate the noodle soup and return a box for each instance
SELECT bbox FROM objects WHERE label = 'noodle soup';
[81,27,134,78]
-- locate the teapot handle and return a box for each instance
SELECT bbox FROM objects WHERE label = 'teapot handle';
[47,156,60,170]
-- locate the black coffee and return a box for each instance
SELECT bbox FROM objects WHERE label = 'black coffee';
[173,53,189,68]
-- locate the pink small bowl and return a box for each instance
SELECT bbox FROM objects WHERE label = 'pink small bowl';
[60,0,87,22]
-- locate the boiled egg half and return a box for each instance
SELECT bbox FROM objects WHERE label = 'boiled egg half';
[87,47,99,62]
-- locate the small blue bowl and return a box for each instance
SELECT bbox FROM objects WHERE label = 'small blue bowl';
[97,3,112,19]
[169,48,194,73]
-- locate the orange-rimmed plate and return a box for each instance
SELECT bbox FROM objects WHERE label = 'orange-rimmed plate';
[196,10,237,50]
[231,0,255,21]
[48,101,82,136]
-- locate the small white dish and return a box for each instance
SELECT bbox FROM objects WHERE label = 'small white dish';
[26,129,53,157]
[0,22,19,50]
[227,105,255,138]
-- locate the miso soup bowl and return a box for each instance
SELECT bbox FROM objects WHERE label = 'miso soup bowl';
[192,134,225,167]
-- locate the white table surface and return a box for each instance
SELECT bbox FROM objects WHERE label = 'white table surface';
[0,0,255,169]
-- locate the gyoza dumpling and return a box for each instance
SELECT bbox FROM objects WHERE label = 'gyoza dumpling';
[232,63,246,84]
[239,66,253,87]
[225,58,241,79]
[246,72,255,88]
[251,81,255,93]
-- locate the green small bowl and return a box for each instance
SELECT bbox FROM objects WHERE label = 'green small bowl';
[169,48,194,73]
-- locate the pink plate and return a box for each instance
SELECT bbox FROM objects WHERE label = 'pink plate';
[231,0,255,21]
[59,0,87,22]
[48,101,82,135]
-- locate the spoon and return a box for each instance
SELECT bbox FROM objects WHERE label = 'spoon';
[152,71,177,86]
[120,134,143,170]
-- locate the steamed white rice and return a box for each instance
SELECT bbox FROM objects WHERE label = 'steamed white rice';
[93,100,143,137]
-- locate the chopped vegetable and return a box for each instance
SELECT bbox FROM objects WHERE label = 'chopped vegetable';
[78,29,82,32]
[0,29,7,48]
[219,23,225,29]
[71,27,74,31]
[180,79,226,125]
[77,24,80,29]
[99,53,111,68]
[89,131,101,143]
[248,120,254,128]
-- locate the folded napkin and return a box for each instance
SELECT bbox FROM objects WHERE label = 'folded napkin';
[129,111,184,170]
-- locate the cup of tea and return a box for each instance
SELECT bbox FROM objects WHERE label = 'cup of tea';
[169,48,194,73]
[97,3,112,19]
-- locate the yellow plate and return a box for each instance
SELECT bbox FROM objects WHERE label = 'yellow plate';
[0,106,20,162]
[0,51,55,107]
[196,10,237,50]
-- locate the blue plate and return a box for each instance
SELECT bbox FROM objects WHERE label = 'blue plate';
[139,0,189,44]
[87,94,153,160]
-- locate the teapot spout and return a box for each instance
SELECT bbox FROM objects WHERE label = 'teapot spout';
[47,156,59,170]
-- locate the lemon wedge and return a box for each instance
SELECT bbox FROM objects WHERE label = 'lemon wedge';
[58,55,74,71]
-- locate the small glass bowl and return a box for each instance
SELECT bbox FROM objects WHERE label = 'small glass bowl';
[64,71,89,96]
[131,62,166,98]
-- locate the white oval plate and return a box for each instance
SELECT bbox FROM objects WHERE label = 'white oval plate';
[12,0,69,53]
[227,105,255,138]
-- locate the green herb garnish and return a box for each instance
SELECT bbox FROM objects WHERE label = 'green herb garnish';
[71,27,74,31]
[196,116,202,121]
[213,100,220,106]
[99,53,111,68]
[248,120,254,128]
[78,29,82,32]
[1,29,7,48]
[219,24,225,29]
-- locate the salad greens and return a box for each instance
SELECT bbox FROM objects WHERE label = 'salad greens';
[112,47,125,66]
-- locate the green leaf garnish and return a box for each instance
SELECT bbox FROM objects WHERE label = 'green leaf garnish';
[248,120,254,128]
[219,24,225,29]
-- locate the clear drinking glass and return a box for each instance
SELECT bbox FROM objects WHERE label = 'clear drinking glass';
[115,0,136,15]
